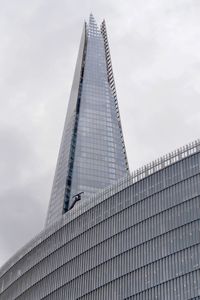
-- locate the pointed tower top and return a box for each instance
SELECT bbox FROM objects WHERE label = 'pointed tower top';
[100,19,107,34]
[101,18,106,26]
[88,13,100,37]
[89,13,97,23]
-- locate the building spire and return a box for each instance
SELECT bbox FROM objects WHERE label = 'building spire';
[88,13,100,36]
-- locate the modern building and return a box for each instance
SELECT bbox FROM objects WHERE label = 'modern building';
[0,15,200,300]
[46,14,129,228]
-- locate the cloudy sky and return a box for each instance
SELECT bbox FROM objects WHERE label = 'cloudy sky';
[0,0,200,267]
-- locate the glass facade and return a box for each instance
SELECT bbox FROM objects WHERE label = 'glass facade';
[45,15,129,227]
[0,140,200,299]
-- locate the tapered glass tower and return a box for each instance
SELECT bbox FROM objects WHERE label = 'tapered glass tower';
[45,15,129,227]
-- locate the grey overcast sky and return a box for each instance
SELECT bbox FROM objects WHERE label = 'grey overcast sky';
[0,0,200,266]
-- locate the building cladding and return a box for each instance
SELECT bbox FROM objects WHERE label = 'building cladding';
[0,140,200,299]
[0,15,200,300]
[45,14,129,227]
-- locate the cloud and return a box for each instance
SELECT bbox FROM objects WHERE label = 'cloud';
[0,172,51,267]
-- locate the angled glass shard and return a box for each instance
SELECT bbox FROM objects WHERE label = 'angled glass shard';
[45,15,129,227]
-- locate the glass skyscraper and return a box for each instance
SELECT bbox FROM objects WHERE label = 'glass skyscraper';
[0,15,200,300]
[46,14,129,227]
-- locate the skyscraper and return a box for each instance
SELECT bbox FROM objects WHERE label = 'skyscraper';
[0,15,200,300]
[46,14,129,227]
